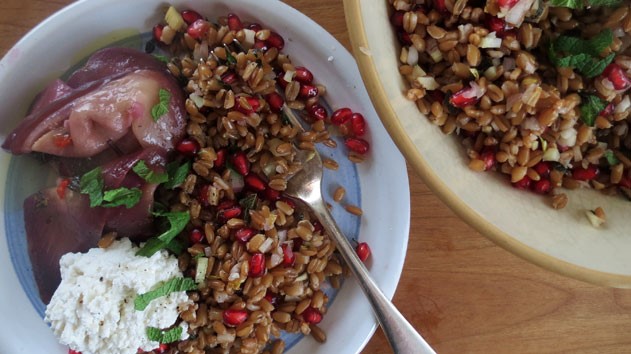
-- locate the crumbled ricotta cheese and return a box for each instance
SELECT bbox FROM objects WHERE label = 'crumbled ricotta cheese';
[45,238,192,354]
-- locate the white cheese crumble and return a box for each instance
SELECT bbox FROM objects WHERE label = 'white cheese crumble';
[45,238,192,354]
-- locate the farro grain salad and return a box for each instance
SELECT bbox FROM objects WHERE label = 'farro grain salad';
[3,6,374,354]
[390,0,631,222]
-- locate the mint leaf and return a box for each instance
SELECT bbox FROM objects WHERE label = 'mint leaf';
[101,187,142,208]
[581,53,616,78]
[133,160,168,184]
[135,238,184,257]
[134,277,197,311]
[154,211,190,243]
[153,54,170,64]
[80,167,104,207]
[239,193,258,223]
[146,326,183,343]
[550,0,583,8]
[580,94,608,126]
[604,150,620,165]
[554,29,613,57]
[550,30,615,78]
[151,88,171,122]
[588,0,622,6]
[164,160,191,189]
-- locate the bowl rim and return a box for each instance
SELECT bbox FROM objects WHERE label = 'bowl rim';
[343,0,631,288]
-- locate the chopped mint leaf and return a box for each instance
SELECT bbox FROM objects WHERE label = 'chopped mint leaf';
[133,160,168,184]
[164,160,191,189]
[554,29,613,57]
[154,210,190,243]
[101,187,142,208]
[580,94,608,126]
[135,238,183,257]
[146,326,183,343]
[153,54,170,64]
[588,0,622,6]
[135,277,197,311]
[80,167,104,207]
[224,45,237,66]
[604,150,620,165]
[239,193,258,223]
[151,88,171,122]
[550,0,620,7]
[549,30,615,78]
[550,0,583,8]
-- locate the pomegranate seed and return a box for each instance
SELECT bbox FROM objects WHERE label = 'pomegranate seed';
[572,165,599,181]
[484,16,507,37]
[181,9,203,25]
[600,103,614,117]
[480,150,496,171]
[533,162,551,178]
[189,229,204,244]
[218,205,242,221]
[264,290,280,306]
[247,23,263,32]
[281,244,296,267]
[345,137,370,154]
[53,133,72,148]
[234,96,261,114]
[69,350,81,354]
[390,10,405,29]
[244,174,267,192]
[265,92,285,113]
[215,148,227,169]
[221,71,238,85]
[262,187,281,201]
[276,72,289,89]
[280,197,296,209]
[56,178,70,200]
[265,31,285,50]
[302,307,323,324]
[498,0,520,8]
[532,179,551,194]
[433,0,448,13]
[227,13,243,31]
[356,242,371,262]
[223,309,248,326]
[312,220,324,234]
[152,24,164,44]
[428,90,445,103]
[292,238,304,252]
[294,67,314,84]
[249,252,266,277]
[350,113,367,137]
[232,151,250,175]
[198,184,211,206]
[603,63,631,91]
[449,86,480,108]
[298,84,319,99]
[187,19,210,40]
[176,139,200,156]
[397,30,413,45]
[307,103,328,120]
[218,199,237,210]
[512,176,532,190]
[155,344,169,354]
[253,40,268,52]
[331,108,353,125]
[236,228,257,243]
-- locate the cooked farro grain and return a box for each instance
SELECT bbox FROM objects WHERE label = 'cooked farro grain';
[333,186,346,202]
[344,204,363,216]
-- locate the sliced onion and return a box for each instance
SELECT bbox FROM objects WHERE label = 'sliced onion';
[504,0,535,27]
[407,46,419,66]
[616,95,631,113]
[416,76,440,90]
[542,147,560,162]
[479,32,502,48]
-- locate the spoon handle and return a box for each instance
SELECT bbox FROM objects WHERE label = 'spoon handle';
[310,200,436,354]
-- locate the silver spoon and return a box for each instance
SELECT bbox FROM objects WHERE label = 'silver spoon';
[282,107,436,354]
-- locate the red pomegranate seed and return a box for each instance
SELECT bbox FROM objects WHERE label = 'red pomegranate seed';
[533,162,551,178]
[498,0,520,8]
[350,113,367,137]
[298,84,319,99]
[247,23,262,32]
[189,229,204,244]
[244,174,266,192]
[307,103,328,120]
[449,87,480,108]
[218,199,237,210]
[280,197,297,209]
[533,179,551,194]
[227,13,243,31]
[249,253,266,277]
[235,96,261,114]
[512,176,532,190]
[69,350,82,354]
[572,165,599,181]
[265,31,285,50]
[331,108,353,125]
[390,10,405,29]
[187,19,210,39]
[294,67,314,84]
[218,205,242,221]
[181,9,203,25]
[232,151,250,175]
[484,16,507,37]
[215,148,227,169]
[264,290,280,306]
[276,72,289,89]
[433,0,448,13]
[262,187,281,201]
[235,227,257,243]
[253,40,269,52]
[281,244,296,267]
[428,90,445,103]
[56,178,70,200]
[155,344,169,354]
[221,71,238,85]
[302,307,323,324]
[480,150,496,171]
[265,92,285,113]
[152,24,164,44]
[176,139,200,156]
[198,184,211,206]
[292,238,304,252]
[345,137,370,154]
[53,133,72,148]
[603,63,631,91]
[356,242,371,262]
[600,103,614,117]
[397,30,413,46]
[312,220,324,234]
[223,309,248,327]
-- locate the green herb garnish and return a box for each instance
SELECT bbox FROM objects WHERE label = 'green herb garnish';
[136,210,190,257]
[550,0,622,8]
[146,326,183,343]
[549,29,615,78]
[79,167,142,209]
[153,54,170,64]
[580,94,608,126]
[604,150,620,165]
[239,193,258,223]
[151,88,171,122]
[164,160,191,189]
[80,167,104,207]
[135,277,197,311]
[133,160,168,184]
[101,187,142,208]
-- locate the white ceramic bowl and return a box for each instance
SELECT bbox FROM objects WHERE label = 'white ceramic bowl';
[345,0,631,287]
[0,0,410,353]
